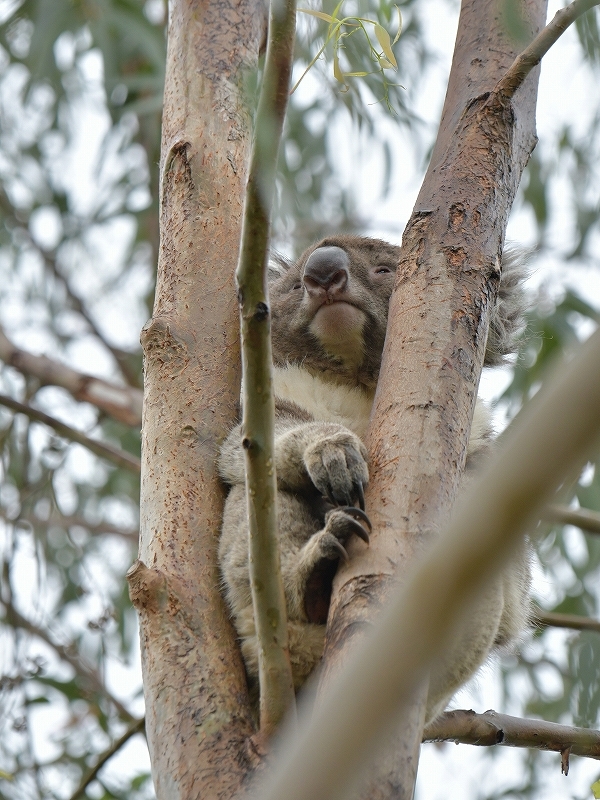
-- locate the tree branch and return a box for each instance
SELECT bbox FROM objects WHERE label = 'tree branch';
[4,510,138,542]
[2,601,135,722]
[423,709,600,773]
[0,394,141,473]
[495,0,600,99]
[0,326,143,426]
[255,326,600,800]
[543,504,600,535]
[235,0,297,735]
[69,717,146,800]
[534,608,600,634]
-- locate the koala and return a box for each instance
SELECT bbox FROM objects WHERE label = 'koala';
[218,235,530,724]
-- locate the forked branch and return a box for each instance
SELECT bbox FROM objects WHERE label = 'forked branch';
[495,0,600,98]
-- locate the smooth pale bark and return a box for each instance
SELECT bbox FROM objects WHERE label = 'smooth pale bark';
[129,1,265,798]
[319,0,547,795]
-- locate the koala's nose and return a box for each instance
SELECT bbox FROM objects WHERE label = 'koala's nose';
[303,246,349,297]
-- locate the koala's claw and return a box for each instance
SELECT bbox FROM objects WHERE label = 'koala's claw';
[356,481,365,511]
[329,537,350,563]
[340,506,371,534]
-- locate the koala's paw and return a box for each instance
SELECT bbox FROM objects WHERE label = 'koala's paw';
[314,507,372,562]
[304,431,369,509]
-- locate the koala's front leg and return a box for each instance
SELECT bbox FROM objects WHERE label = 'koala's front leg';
[281,501,371,624]
[275,423,369,508]
[219,420,370,509]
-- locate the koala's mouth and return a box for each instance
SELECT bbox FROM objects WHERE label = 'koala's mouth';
[309,303,366,366]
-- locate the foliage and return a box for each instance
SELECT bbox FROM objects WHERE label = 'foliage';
[0,0,598,798]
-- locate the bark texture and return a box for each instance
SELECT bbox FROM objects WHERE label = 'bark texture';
[131,1,265,797]
[320,0,548,794]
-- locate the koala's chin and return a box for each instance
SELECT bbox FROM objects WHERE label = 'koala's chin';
[218,234,531,726]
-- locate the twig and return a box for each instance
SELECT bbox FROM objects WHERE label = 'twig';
[543,504,600,535]
[494,0,600,99]
[0,394,141,473]
[235,0,297,735]
[424,709,600,770]
[69,717,145,800]
[3,601,135,722]
[4,510,138,541]
[534,608,600,634]
[0,326,142,427]
[255,328,600,800]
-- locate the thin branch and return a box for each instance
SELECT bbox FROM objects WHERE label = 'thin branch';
[0,326,142,427]
[255,327,600,800]
[69,717,146,800]
[543,504,600,535]
[0,394,141,473]
[534,608,600,634]
[494,0,600,99]
[235,0,297,735]
[424,709,600,772]
[3,601,135,722]
[4,510,138,542]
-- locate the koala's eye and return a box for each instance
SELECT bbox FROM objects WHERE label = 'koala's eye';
[375,266,391,274]
[292,282,301,290]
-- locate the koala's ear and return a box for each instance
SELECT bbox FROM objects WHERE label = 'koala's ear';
[268,251,292,282]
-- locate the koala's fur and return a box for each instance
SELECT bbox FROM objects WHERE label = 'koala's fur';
[218,235,530,725]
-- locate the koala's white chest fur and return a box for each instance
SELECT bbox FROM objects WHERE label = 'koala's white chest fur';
[273,363,492,462]
[273,364,375,439]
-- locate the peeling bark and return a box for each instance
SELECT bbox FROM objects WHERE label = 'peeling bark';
[132,1,266,796]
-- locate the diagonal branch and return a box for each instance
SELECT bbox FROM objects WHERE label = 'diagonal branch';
[543,504,600,535]
[3,601,135,722]
[255,326,600,800]
[423,709,600,773]
[4,510,138,542]
[495,0,600,99]
[0,394,141,473]
[0,326,142,426]
[69,717,146,800]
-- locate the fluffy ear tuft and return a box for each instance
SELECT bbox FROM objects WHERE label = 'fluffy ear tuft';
[484,248,530,367]
[268,251,292,282]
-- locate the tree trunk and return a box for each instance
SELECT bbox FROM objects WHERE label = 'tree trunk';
[128,1,266,797]
[319,0,548,796]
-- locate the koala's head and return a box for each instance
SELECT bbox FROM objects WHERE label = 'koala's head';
[269,235,401,388]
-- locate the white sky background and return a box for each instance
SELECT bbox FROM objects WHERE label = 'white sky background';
[2,0,600,796]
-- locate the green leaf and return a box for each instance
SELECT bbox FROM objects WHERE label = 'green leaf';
[333,52,344,83]
[298,9,335,23]
[392,6,403,45]
[592,778,600,798]
[374,24,397,68]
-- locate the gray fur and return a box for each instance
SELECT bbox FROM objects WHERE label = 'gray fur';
[218,235,530,724]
